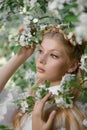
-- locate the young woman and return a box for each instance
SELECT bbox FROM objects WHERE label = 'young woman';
[1,25,86,130]
[12,25,87,130]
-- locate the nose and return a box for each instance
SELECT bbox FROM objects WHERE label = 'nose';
[38,54,47,64]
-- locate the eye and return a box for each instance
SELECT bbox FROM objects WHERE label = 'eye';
[38,49,43,54]
[50,54,58,59]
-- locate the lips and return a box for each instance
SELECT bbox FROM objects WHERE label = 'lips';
[37,66,45,73]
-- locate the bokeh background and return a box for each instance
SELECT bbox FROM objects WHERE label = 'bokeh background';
[0,0,87,129]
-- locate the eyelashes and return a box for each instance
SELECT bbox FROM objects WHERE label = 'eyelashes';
[50,54,58,59]
[38,49,43,54]
[38,49,58,59]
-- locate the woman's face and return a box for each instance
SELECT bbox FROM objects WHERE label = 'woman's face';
[36,38,71,86]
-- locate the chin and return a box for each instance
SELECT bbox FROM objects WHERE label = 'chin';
[37,73,46,81]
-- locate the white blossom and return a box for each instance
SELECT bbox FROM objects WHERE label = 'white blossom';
[36,84,47,100]
[55,96,65,107]
[20,35,28,46]
[36,90,42,100]
[48,0,64,19]
[83,119,87,127]
[40,25,47,31]
[23,0,30,5]
[80,54,87,72]
[77,0,87,9]
[79,13,87,24]
[23,7,27,13]
[20,101,28,113]
[55,95,73,108]
[47,0,63,19]
[24,0,37,8]
[76,34,83,45]
[25,69,37,82]
[23,16,33,26]
[67,32,73,39]
[30,0,37,8]
[19,27,32,46]
[48,0,58,10]
[33,18,39,23]
[48,0,64,11]
[8,34,13,42]
[75,13,87,43]
[60,74,75,91]
[50,9,61,19]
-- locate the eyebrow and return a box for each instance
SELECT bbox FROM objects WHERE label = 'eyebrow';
[39,45,64,55]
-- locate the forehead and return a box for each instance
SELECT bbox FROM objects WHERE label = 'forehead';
[40,38,65,53]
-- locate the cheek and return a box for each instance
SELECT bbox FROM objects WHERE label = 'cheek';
[48,60,66,71]
[47,60,68,76]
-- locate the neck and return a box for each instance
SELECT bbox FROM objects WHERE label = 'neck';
[50,80,61,87]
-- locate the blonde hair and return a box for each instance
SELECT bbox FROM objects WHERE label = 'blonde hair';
[13,25,86,130]
[43,103,85,130]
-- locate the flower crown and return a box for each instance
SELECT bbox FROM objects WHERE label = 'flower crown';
[42,25,86,47]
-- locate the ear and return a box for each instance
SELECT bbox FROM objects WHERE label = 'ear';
[67,60,78,73]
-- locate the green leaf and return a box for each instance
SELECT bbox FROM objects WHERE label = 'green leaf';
[13,45,21,54]
[81,93,87,103]
[64,14,78,22]
[37,0,48,13]
[83,87,87,91]
[59,2,78,15]
[84,45,87,54]
[71,2,78,8]
[27,96,35,104]
[66,97,71,104]
[46,82,50,88]
[0,125,11,130]
[0,44,3,48]
[31,65,36,72]
[40,88,49,98]
[33,87,39,91]
[67,93,75,98]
